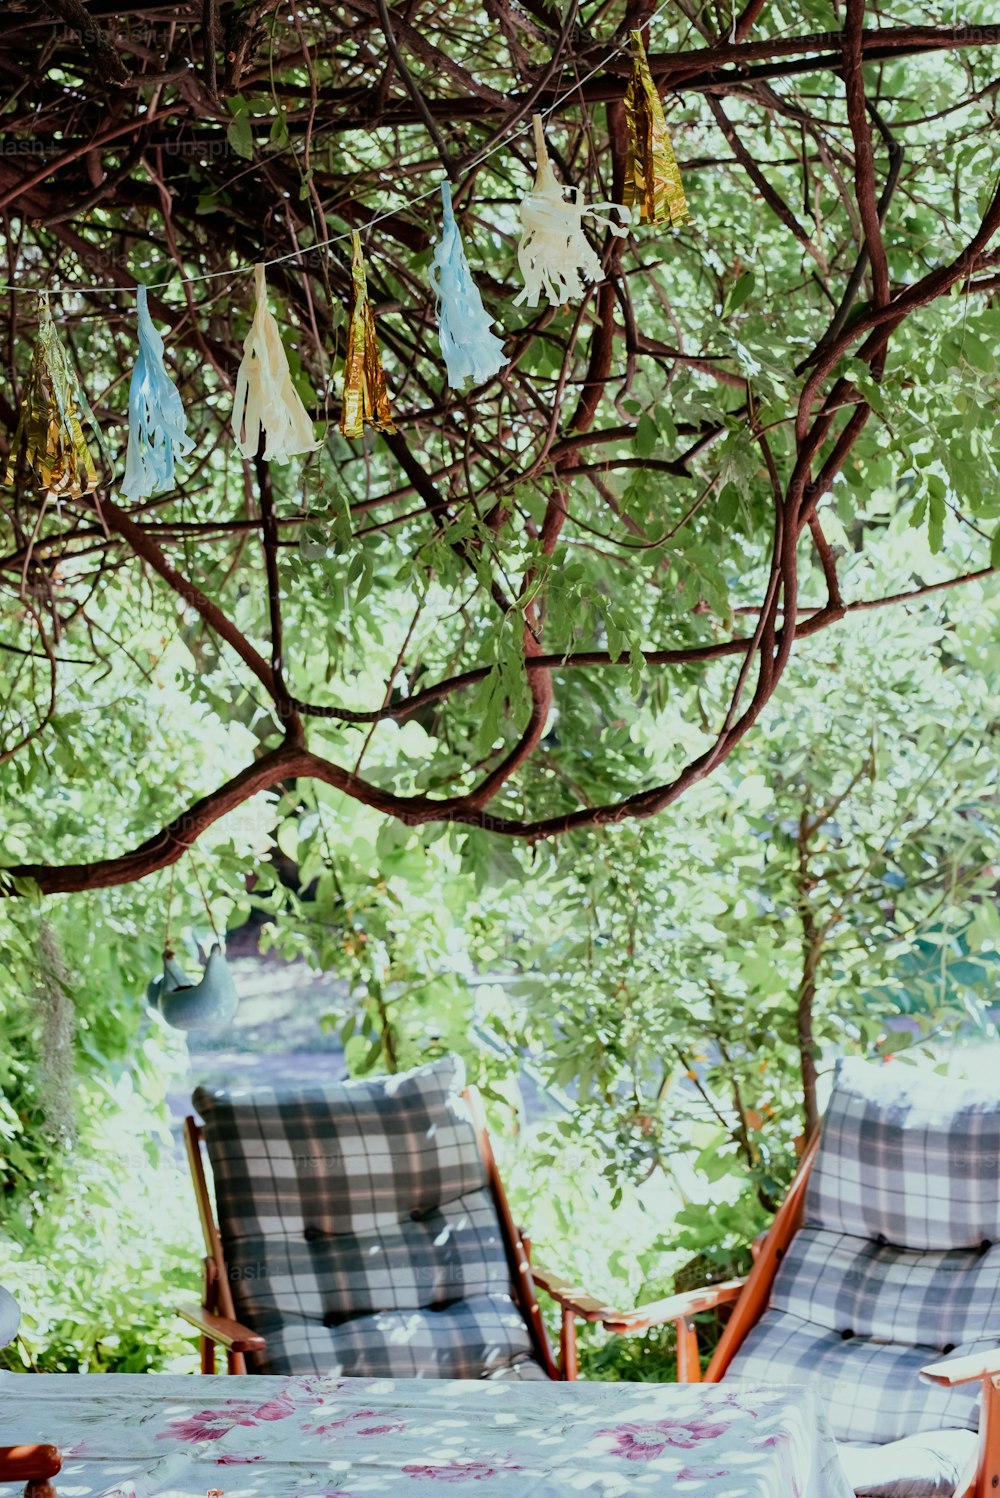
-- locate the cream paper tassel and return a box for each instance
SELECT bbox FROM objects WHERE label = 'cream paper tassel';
[232,264,320,462]
[515,115,630,308]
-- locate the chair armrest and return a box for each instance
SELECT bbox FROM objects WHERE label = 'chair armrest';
[0,1444,61,1480]
[600,1279,747,1334]
[921,1348,1000,1387]
[529,1265,747,1333]
[176,1303,266,1353]
[529,1264,623,1323]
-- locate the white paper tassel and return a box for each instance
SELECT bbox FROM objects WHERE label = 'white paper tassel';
[515,114,630,309]
[232,263,320,462]
[429,181,508,387]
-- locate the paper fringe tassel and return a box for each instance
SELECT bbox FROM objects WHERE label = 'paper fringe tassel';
[515,115,629,309]
[340,231,396,439]
[4,297,99,497]
[624,31,688,227]
[122,286,194,500]
[232,264,320,462]
[429,181,508,388]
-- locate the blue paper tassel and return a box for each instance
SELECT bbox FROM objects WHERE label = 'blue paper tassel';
[429,182,508,388]
[122,285,194,500]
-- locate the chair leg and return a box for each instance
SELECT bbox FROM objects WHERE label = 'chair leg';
[559,1308,579,1381]
[675,1317,702,1383]
[974,1373,1000,1497]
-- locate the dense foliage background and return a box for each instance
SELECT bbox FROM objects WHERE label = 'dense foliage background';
[1,0,999,1374]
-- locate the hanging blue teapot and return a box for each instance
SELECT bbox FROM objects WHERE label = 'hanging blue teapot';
[146,944,239,1032]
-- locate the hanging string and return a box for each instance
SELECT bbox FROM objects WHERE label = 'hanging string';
[189,850,221,942]
[0,0,677,300]
[163,862,176,953]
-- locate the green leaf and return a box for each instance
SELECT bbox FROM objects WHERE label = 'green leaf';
[634,412,658,458]
[724,269,755,316]
[226,98,254,160]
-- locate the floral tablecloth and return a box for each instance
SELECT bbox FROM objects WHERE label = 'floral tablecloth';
[0,1373,853,1497]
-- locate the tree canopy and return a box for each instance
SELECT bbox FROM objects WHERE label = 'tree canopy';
[1,0,999,895]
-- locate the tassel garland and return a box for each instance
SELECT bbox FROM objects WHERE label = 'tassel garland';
[232,263,320,462]
[515,114,629,308]
[624,31,688,227]
[122,285,194,500]
[341,231,396,439]
[429,181,508,388]
[4,297,99,497]
[4,44,694,466]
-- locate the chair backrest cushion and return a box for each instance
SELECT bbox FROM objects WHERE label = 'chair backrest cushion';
[804,1057,1000,1250]
[194,1054,488,1241]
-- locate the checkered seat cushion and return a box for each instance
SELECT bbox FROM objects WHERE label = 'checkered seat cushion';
[728,1060,1000,1493]
[193,1055,546,1380]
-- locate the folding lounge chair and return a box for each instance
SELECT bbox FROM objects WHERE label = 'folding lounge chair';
[601,1058,1000,1498]
[181,1055,578,1378]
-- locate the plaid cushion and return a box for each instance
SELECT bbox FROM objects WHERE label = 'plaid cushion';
[194,1055,487,1239]
[251,1295,546,1379]
[727,1310,985,1443]
[194,1057,545,1380]
[224,1189,515,1321]
[805,1059,1000,1250]
[771,1227,1000,1350]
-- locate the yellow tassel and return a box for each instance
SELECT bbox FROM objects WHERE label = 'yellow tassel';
[623,30,688,228]
[4,297,99,497]
[340,231,395,440]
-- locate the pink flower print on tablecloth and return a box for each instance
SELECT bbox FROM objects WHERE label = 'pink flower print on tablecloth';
[159,1390,301,1442]
[676,1466,730,1483]
[306,1406,407,1439]
[402,1459,523,1482]
[598,1416,730,1460]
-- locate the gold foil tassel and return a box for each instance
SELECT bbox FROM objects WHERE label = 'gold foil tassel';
[4,296,99,496]
[623,30,688,227]
[340,232,395,440]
